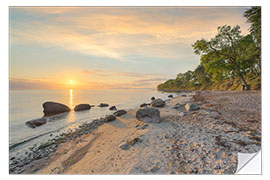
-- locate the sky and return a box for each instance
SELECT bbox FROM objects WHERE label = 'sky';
[9,7,251,89]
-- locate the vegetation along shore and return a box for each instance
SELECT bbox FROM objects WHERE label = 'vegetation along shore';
[158,7,261,91]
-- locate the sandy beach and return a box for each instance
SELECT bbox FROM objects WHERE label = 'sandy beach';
[13,91,261,174]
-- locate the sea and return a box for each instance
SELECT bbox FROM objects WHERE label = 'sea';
[9,88,179,158]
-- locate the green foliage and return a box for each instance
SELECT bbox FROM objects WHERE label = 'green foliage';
[157,7,261,91]
[244,7,261,47]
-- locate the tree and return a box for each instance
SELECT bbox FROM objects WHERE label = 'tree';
[244,7,261,47]
[244,7,261,74]
[192,25,256,89]
[193,65,211,85]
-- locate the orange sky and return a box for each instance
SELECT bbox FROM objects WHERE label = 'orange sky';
[9,7,250,89]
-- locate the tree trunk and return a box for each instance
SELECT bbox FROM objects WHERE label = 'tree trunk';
[239,74,250,90]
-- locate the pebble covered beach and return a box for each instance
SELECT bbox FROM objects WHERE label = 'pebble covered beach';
[9,91,261,174]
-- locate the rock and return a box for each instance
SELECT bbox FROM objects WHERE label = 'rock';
[181,94,187,97]
[119,143,129,150]
[140,103,148,108]
[109,106,117,111]
[114,110,127,116]
[168,95,173,98]
[140,124,149,130]
[179,112,186,117]
[185,103,200,111]
[74,104,91,111]
[151,97,155,100]
[127,137,142,145]
[26,118,47,128]
[150,98,166,107]
[98,103,109,107]
[136,107,161,123]
[104,115,116,122]
[43,102,71,116]
[173,103,184,109]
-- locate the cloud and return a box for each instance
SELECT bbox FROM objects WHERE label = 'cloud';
[81,69,166,79]
[10,7,250,61]
[82,69,107,77]
[9,78,62,89]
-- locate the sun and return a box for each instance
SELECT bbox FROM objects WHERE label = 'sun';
[69,80,73,85]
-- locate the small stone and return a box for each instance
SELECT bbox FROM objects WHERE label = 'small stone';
[114,110,127,116]
[185,103,200,111]
[140,124,149,130]
[98,103,109,107]
[140,103,148,108]
[104,115,116,122]
[109,106,117,111]
[119,143,129,150]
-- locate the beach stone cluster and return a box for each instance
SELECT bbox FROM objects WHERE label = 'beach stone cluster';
[10,117,106,174]
[167,138,238,174]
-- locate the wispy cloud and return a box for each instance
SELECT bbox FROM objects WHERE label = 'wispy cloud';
[10,7,250,89]
[10,7,250,61]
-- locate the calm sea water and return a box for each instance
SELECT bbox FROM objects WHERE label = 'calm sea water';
[9,88,179,157]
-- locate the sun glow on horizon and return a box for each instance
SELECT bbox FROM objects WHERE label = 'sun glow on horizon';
[69,80,73,84]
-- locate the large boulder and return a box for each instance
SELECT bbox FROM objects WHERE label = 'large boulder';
[185,103,200,111]
[26,118,47,128]
[114,110,127,117]
[74,104,91,111]
[43,102,70,116]
[136,107,161,123]
[150,98,166,107]
[98,103,109,107]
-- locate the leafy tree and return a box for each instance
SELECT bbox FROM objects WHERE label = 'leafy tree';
[244,7,261,47]
[244,6,261,74]
[193,65,211,85]
[192,25,256,89]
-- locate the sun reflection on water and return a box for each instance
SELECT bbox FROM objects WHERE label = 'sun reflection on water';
[68,89,76,127]
[69,89,73,108]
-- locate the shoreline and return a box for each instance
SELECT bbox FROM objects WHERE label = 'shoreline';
[10,90,261,174]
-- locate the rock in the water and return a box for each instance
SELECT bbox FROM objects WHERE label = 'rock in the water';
[26,118,47,128]
[140,103,148,108]
[104,115,116,122]
[150,98,166,107]
[151,97,155,100]
[168,95,173,98]
[181,94,187,97]
[98,103,109,107]
[74,104,91,111]
[185,103,200,111]
[136,107,161,123]
[109,106,117,111]
[43,101,70,116]
[114,110,127,116]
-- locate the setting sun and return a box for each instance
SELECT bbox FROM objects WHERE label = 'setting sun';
[69,80,73,84]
